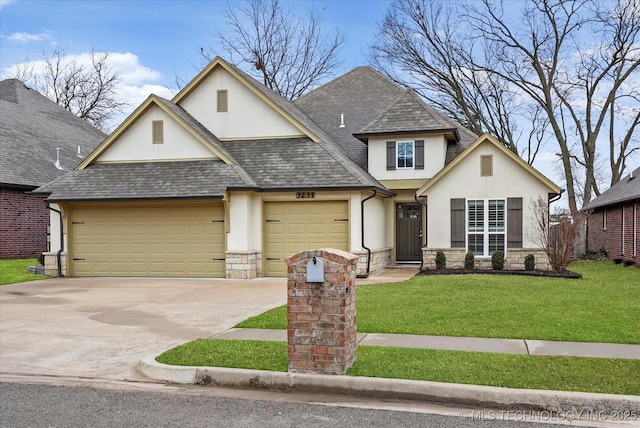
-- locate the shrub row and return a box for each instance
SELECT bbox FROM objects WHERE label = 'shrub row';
[434,251,536,271]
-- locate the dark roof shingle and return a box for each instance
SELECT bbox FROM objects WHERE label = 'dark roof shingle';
[32,160,253,202]
[583,166,640,210]
[0,79,106,188]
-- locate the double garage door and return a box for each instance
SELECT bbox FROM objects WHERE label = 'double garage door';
[68,200,349,277]
[264,201,349,276]
[69,203,225,277]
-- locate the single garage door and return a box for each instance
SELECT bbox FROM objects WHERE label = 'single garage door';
[69,202,225,277]
[264,201,349,276]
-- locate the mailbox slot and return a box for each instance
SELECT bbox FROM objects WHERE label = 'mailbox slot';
[306,257,325,282]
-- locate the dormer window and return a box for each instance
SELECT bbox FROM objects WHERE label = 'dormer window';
[386,140,425,170]
[397,141,414,169]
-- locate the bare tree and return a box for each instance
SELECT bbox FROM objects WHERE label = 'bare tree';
[371,0,640,215]
[201,0,344,100]
[369,0,541,162]
[10,47,126,131]
[464,0,640,214]
[531,196,581,271]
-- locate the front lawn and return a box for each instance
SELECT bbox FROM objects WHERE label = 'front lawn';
[237,261,640,344]
[156,339,640,395]
[0,259,49,285]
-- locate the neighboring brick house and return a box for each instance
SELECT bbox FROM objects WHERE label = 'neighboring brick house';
[584,166,640,268]
[0,79,105,259]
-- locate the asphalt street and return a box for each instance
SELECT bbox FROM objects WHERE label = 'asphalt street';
[1,381,573,428]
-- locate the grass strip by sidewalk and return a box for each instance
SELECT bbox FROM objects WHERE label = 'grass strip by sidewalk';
[156,339,640,395]
[236,261,640,344]
[0,259,49,285]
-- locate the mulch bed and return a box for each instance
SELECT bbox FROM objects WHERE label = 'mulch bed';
[418,268,581,279]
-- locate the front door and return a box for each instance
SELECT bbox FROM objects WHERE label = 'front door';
[396,203,422,262]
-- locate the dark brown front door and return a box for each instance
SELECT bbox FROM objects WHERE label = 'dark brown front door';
[396,203,422,261]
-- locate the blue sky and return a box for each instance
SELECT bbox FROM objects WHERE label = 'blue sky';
[1,0,390,93]
[2,0,606,199]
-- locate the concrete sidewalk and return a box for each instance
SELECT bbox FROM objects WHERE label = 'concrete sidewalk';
[213,328,640,360]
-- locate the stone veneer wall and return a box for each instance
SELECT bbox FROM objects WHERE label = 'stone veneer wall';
[225,251,261,279]
[353,247,392,277]
[43,251,67,277]
[422,248,550,271]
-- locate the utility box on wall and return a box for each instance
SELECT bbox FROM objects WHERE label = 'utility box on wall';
[285,248,358,375]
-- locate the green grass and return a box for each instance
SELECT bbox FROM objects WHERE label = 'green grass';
[156,339,640,395]
[157,339,288,371]
[0,259,49,285]
[236,261,640,344]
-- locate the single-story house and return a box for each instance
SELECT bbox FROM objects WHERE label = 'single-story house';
[584,167,639,268]
[0,79,106,259]
[33,57,561,278]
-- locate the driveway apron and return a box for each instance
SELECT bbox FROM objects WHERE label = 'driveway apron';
[0,277,286,381]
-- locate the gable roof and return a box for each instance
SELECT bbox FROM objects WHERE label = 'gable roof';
[417,133,561,196]
[356,89,459,138]
[293,67,477,168]
[77,94,234,169]
[583,166,640,210]
[0,79,106,188]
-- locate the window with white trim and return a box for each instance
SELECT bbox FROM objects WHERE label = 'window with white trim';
[396,141,414,169]
[467,199,506,256]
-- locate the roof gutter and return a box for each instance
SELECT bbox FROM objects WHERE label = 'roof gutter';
[357,190,377,279]
[45,202,64,278]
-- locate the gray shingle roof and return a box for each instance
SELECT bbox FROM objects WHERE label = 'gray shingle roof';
[224,62,388,191]
[583,166,640,210]
[219,137,383,190]
[32,160,253,202]
[0,79,106,188]
[357,89,459,135]
[293,67,477,168]
[293,66,403,169]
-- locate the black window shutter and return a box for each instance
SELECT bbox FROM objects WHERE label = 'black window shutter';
[507,197,523,248]
[415,140,424,170]
[451,198,465,248]
[386,141,396,170]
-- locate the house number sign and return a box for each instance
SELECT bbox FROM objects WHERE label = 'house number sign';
[296,192,315,199]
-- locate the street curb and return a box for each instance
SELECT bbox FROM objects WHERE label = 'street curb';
[138,354,640,414]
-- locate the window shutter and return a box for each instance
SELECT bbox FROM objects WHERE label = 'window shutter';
[507,197,523,248]
[152,120,164,144]
[386,141,396,170]
[451,198,465,248]
[415,140,424,170]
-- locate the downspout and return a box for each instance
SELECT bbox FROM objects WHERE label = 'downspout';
[414,194,428,271]
[357,190,377,279]
[45,202,65,277]
[548,191,564,258]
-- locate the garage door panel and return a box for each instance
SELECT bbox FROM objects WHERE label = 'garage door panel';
[264,201,349,276]
[70,203,225,277]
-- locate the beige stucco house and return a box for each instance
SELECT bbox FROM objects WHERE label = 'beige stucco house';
[34,57,561,278]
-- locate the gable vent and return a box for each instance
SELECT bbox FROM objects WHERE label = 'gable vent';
[152,120,164,144]
[217,89,228,112]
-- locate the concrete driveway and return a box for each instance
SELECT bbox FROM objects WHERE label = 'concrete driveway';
[0,277,286,381]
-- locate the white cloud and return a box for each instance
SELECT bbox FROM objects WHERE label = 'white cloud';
[1,50,175,131]
[0,0,17,10]
[3,31,52,43]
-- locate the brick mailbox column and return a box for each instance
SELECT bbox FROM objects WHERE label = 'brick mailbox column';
[285,248,358,375]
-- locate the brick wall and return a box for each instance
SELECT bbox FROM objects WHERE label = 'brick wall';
[0,187,49,259]
[286,249,358,375]
[587,201,639,268]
